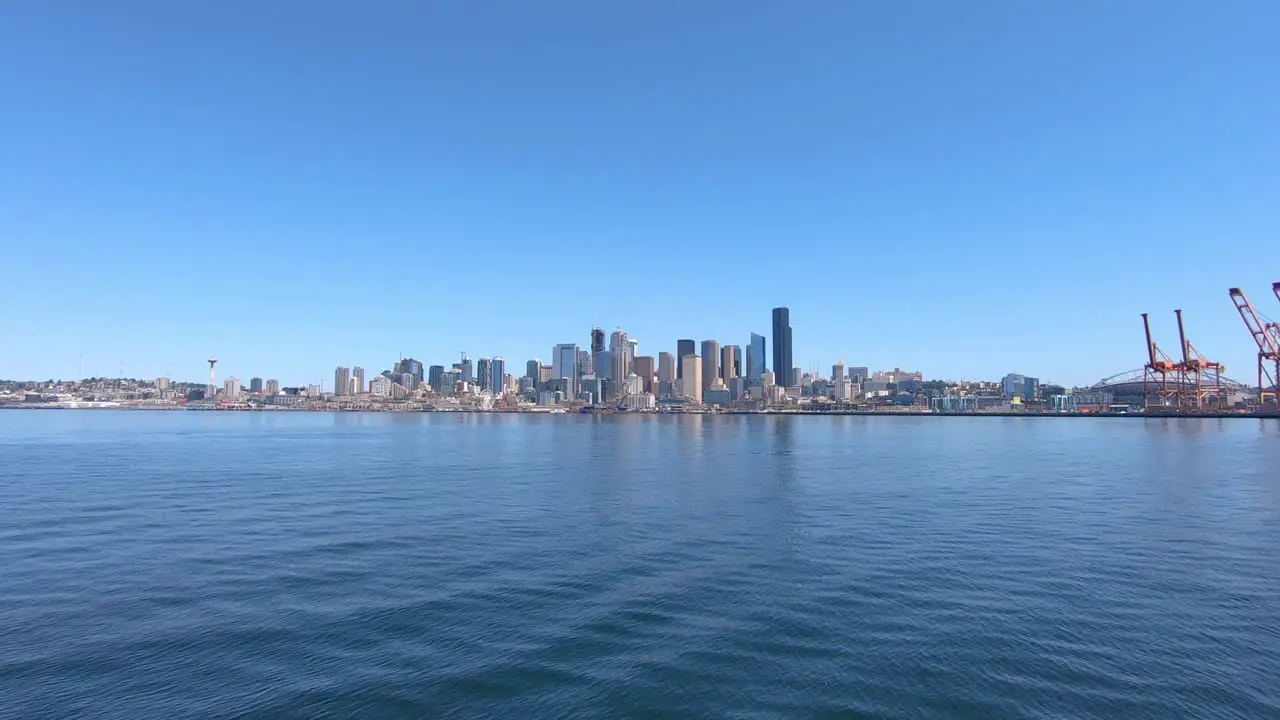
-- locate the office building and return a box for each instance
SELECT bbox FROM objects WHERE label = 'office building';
[395,358,424,386]
[596,350,613,380]
[676,339,695,378]
[577,349,592,378]
[680,355,703,403]
[334,366,351,396]
[848,366,869,383]
[353,367,365,394]
[609,329,630,384]
[477,358,493,394]
[526,359,540,382]
[733,346,742,378]
[539,365,553,384]
[249,377,263,394]
[223,378,240,400]
[658,352,676,398]
[772,307,793,387]
[633,355,656,394]
[265,378,280,395]
[370,375,392,397]
[459,356,473,383]
[721,345,739,381]
[591,328,606,382]
[491,357,505,395]
[728,376,748,402]
[402,374,418,391]
[1001,373,1040,401]
[747,333,766,380]
[156,377,170,390]
[553,344,579,398]
[628,339,638,372]
[701,340,719,391]
[428,365,444,391]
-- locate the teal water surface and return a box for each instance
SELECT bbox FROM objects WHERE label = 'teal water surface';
[2,411,1278,719]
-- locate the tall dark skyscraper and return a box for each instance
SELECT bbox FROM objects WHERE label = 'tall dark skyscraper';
[590,328,605,354]
[676,339,696,378]
[772,307,793,387]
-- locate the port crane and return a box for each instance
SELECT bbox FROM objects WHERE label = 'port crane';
[1173,309,1224,410]
[1228,287,1280,407]
[1142,313,1181,409]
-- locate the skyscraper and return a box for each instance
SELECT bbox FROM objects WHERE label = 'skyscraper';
[658,352,676,397]
[428,365,444,391]
[680,355,703,403]
[553,344,579,398]
[701,340,720,391]
[249,377,263,394]
[747,333,766,381]
[676,339,695,378]
[491,357,505,395]
[396,358,424,385]
[772,307,793,387]
[334,366,350,396]
[596,350,613,380]
[459,356,473,383]
[609,329,629,385]
[265,378,280,395]
[628,339,638,372]
[720,345,739,381]
[733,346,742,378]
[526,359,540,382]
[477,358,493,394]
[633,355,656,395]
[353,367,366,394]
[577,349,592,378]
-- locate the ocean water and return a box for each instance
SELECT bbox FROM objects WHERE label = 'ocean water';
[1,411,1278,719]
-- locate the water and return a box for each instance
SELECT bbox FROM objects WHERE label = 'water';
[2,411,1278,719]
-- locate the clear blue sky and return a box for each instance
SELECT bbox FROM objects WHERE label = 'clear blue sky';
[3,1,1278,387]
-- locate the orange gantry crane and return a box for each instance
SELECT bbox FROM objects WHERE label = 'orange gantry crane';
[1228,287,1280,407]
[1142,312,1181,409]
[1173,309,1224,410]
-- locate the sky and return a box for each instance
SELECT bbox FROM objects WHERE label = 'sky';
[2,1,1278,387]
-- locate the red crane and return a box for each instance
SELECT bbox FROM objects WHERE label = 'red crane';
[1228,287,1280,407]
[1142,312,1181,409]
[1173,309,1224,410]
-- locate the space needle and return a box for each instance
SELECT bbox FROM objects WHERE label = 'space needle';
[208,357,217,399]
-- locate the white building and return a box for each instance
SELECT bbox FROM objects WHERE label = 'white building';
[370,375,392,397]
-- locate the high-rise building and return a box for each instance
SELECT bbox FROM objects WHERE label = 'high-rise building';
[402,374,419,391]
[539,365,553,384]
[428,365,445,391]
[156,377,170,391]
[680,355,703,403]
[223,378,240,400]
[249,377,263,394]
[833,361,845,384]
[553,344,579,398]
[747,333,766,380]
[577,349,592,378]
[477,358,493,394]
[596,350,613,380]
[848,366,869,384]
[334,366,351,396]
[676,339,695,378]
[591,328,606,354]
[701,340,720,391]
[459,356,473,383]
[265,378,280,395]
[353,367,366,394]
[628,339,638,372]
[609,329,629,383]
[658,352,676,397]
[396,358,424,385]
[633,355,656,395]
[772,307,793,387]
[491,357,505,395]
[370,375,392,397]
[526,360,540,382]
[721,346,739,381]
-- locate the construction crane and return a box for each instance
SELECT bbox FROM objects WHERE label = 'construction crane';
[1228,287,1280,407]
[1142,313,1181,409]
[1173,309,1224,410]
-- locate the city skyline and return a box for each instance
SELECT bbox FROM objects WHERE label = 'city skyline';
[4,5,1278,386]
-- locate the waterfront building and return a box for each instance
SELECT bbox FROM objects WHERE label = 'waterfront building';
[223,378,240,400]
[249,377,263,394]
[477,358,493,394]
[353,367,365,394]
[705,388,730,405]
[491,357,505,395]
[428,365,445,391]
[553,344,579,398]
[1001,373,1040,400]
[728,376,748,402]
[676,339,695,378]
[370,375,392,397]
[701,340,720,391]
[721,345,739,381]
[580,376,603,404]
[306,384,321,397]
[772,307,793,387]
[680,355,703,403]
[747,333,766,381]
[334,367,351,396]
[633,355,656,395]
[265,378,280,395]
